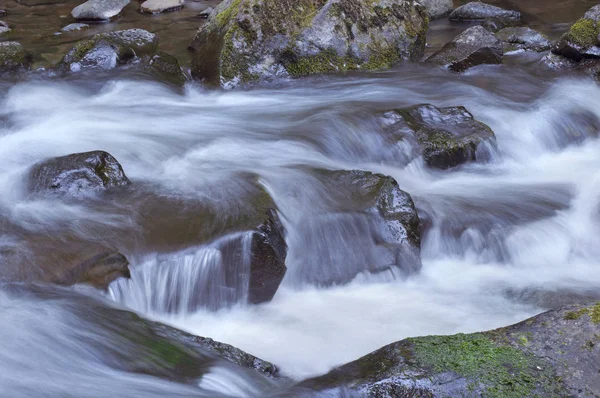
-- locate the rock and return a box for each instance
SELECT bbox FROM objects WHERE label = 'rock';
[249,209,287,304]
[0,11,6,17]
[28,150,130,197]
[480,15,520,33]
[71,0,130,21]
[448,1,520,22]
[189,0,429,88]
[382,104,496,169]
[61,23,90,32]
[0,21,10,35]
[147,51,186,85]
[59,28,158,72]
[197,6,213,19]
[427,25,503,72]
[419,0,453,20]
[52,250,130,290]
[0,42,32,73]
[496,27,551,53]
[300,302,600,397]
[544,5,600,75]
[140,0,184,13]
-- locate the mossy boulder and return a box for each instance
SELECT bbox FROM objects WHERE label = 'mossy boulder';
[58,28,158,73]
[28,150,130,197]
[427,26,503,72]
[146,51,186,86]
[299,302,600,397]
[495,27,551,53]
[189,0,430,88]
[448,2,520,22]
[0,41,32,74]
[418,0,453,20]
[382,104,496,169]
[544,5,600,75]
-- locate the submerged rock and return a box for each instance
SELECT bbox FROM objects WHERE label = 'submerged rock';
[140,0,184,14]
[0,21,10,35]
[480,15,520,33]
[189,0,429,88]
[382,104,496,169]
[419,0,453,20]
[0,11,6,17]
[52,250,130,289]
[71,0,130,21]
[496,27,551,53]
[147,51,186,85]
[0,42,32,73]
[300,302,600,397]
[197,6,213,19]
[427,25,503,72]
[61,23,90,32]
[28,150,130,197]
[449,2,520,22]
[58,28,158,72]
[543,5,600,75]
[249,209,287,304]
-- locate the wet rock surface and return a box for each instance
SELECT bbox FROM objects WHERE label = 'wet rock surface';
[419,0,453,20]
[60,22,90,32]
[0,21,10,35]
[427,25,503,72]
[147,51,186,85]
[51,249,130,289]
[140,0,184,14]
[495,27,551,53]
[58,28,158,72]
[71,0,130,21]
[449,2,520,22]
[28,150,130,197]
[189,0,429,88]
[0,41,32,73]
[382,104,496,169]
[299,303,600,397]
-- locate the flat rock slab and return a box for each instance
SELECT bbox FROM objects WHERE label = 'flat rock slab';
[496,27,551,53]
[61,23,90,32]
[140,0,184,14]
[449,1,520,21]
[71,0,130,21]
[427,25,503,72]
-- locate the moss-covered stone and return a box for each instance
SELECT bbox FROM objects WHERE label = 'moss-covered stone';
[147,51,186,86]
[190,0,429,88]
[565,18,600,48]
[0,41,32,73]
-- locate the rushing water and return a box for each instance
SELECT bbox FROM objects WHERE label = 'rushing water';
[1,58,600,396]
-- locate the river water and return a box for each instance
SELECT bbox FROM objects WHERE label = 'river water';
[2,3,600,395]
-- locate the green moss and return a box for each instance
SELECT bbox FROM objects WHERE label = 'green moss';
[363,45,400,70]
[409,333,561,397]
[564,303,600,323]
[215,0,242,28]
[285,48,360,76]
[517,335,529,346]
[566,18,600,48]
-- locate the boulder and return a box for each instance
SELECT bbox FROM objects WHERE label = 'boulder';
[426,25,503,72]
[71,0,130,21]
[480,15,520,33]
[0,21,10,35]
[61,23,90,32]
[58,28,158,72]
[382,104,496,169]
[299,302,600,397]
[52,250,130,290]
[147,51,186,85]
[249,209,287,304]
[197,6,213,19]
[140,0,184,14]
[0,42,32,73]
[544,5,600,75]
[496,27,551,53]
[449,2,520,22]
[189,0,429,88]
[28,150,130,197]
[419,0,453,20]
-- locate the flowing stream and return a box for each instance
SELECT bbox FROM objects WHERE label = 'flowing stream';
[1,59,600,396]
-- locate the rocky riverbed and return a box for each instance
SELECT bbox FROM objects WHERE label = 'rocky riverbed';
[1,0,600,397]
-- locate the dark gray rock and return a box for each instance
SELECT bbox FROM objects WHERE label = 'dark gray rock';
[52,250,130,290]
[449,1,520,22]
[147,51,186,85]
[418,0,453,20]
[28,150,130,197]
[190,0,429,88]
[0,10,6,17]
[496,27,551,53]
[0,21,10,35]
[249,209,287,304]
[544,5,600,74]
[71,0,130,21]
[427,25,503,72]
[382,104,496,169]
[0,42,32,73]
[480,15,520,33]
[59,28,158,72]
[140,0,184,14]
[299,303,600,397]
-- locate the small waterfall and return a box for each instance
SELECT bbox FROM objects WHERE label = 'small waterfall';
[109,231,254,315]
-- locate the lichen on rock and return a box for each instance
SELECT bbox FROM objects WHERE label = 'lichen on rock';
[190,0,429,88]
